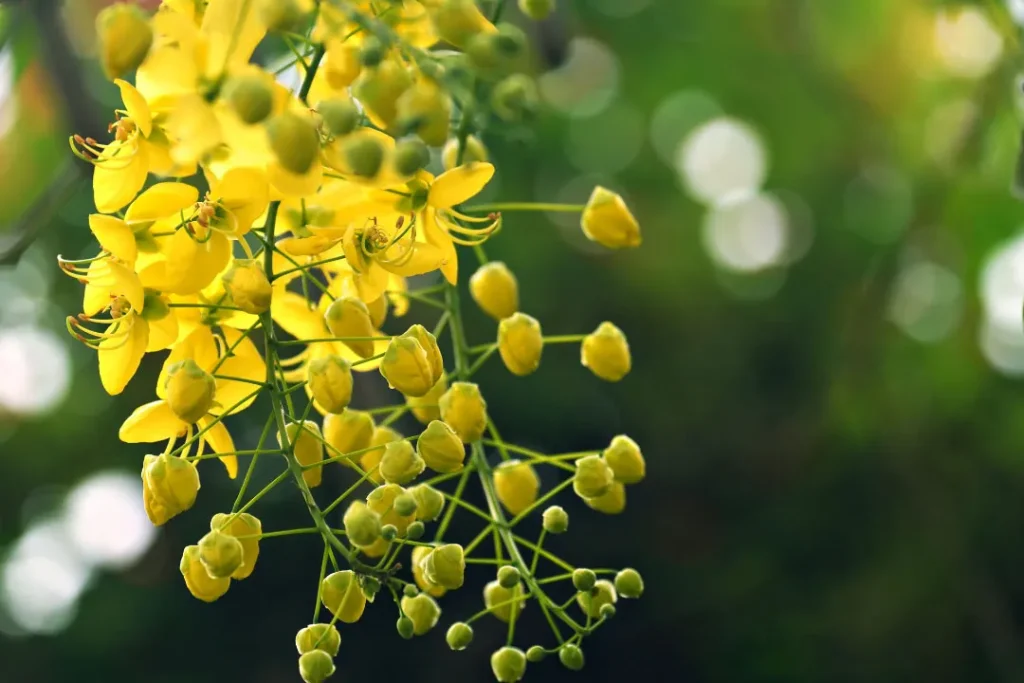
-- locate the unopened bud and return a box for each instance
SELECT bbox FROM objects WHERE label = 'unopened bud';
[180,545,230,602]
[393,138,431,177]
[573,454,614,499]
[493,460,539,516]
[581,186,641,249]
[497,565,520,589]
[576,579,617,618]
[96,3,153,80]
[442,135,489,170]
[409,483,445,521]
[343,134,386,179]
[295,623,341,656]
[209,512,262,579]
[353,59,412,129]
[412,545,447,597]
[541,505,568,534]
[298,650,335,683]
[321,570,367,623]
[366,483,416,538]
[559,643,585,671]
[446,621,474,650]
[223,72,274,124]
[614,568,644,598]
[324,43,361,89]
[518,0,555,20]
[581,322,631,382]
[380,440,425,485]
[406,520,425,539]
[381,524,398,540]
[394,492,418,517]
[319,98,361,137]
[484,580,527,622]
[400,593,441,635]
[267,111,320,175]
[395,79,451,146]
[380,337,434,398]
[498,312,543,376]
[197,529,244,579]
[470,261,518,320]
[417,420,466,473]
[222,259,272,313]
[439,381,487,443]
[259,0,307,31]
[423,543,465,590]
[396,615,415,639]
[323,409,375,467]
[361,426,402,485]
[307,355,354,414]
[585,481,626,514]
[600,603,616,619]
[526,646,546,662]
[491,646,528,683]
[165,359,215,424]
[602,435,645,484]
[429,0,497,49]
[324,296,377,358]
[359,36,386,67]
[142,453,200,526]
[407,375,446,424]
[279,421,325,488]
[572,568,596,592]
[491,74,538,123]
[343,501,382,548]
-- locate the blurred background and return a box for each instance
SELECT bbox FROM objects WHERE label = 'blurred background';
[5,0,1024,681]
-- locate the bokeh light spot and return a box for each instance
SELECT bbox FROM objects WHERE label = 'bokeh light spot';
[649,90,722,168]
[678,117,768,205]
[934,7,1003,79]
[888,261,963,343]
[65,472,156,571]
[0,327,71,416]
[702,192,789,273]
[539,38,620,117]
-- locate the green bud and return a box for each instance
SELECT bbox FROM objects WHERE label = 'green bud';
[576,579,617,619]
[343,135,385,179]
[572,568,596,592]
[403,583,419,598]
[96,3,153,80]
[541,505,569,534]
[559,643,585,671]
[491,646,528,683]
[400,593,441,635]
[359,36,385,67]
[381,524,398,541]
[394,493,418,517]
[406,520,425,540]
[379,441,425,485]
[409,483,445,521]
[614,568,644,598]
[223,72,274,124]
[393,138,431,177]
[423,543,466,590]
[518,0,555,20]
[497,565,520,589]
[295,624,341,656]
[600,603,616,619]
[417,420,466,473]
[491,74,538,123]
[197,529,244,580]
[319,98,361,137]
[361,575,381,600]
[343,501,382,548]
[446,621,474,650]
[396,615,415,639]
[573,454,615,499]
[526,646,546,662]
[165,358,215,424]
[484,580,527,622]
[267,112,320,175]
[298,650,335,683]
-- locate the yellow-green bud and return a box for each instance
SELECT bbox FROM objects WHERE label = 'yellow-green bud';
[573,454,614,499]
[396,615,415,639]
[423,543,465,590]
[223,72,274,124]
[581,186,641,249]
[393,138,431,177]
[406,520,425,539]
[319,98,361,137]
[526,646,546,662]
[417,420,465,473]
[497,565,520,589]
[343,501,382,548]
[359,36,386,67]
[602,435,645,484]
[576,579,617,618]
[484,580,527,622]
[467,24,527,77]
[197,529,244,579]
[321,570,367,623]
[222,259,273,314]
[519,0,555,20]
[600,603,616,619]
[342,132,386,179]
[491,74,538,122]
[412,544,447,597]
[405,324,444,381]
[470,261,518,320]
[572,568,596,592]
[307,355,353,414]
[491,646,528,683]
[403,583,419,598]
[581,322,631,382]
[366,483,415,538]
[380,337,434,398]
[279,421,325,488]
[614,568,644,598]
[323,409,375,467]
[394,492,418,517]
[96,3,153,80]
[409,483,445,521]
[381,524,398,540]
[362,575,381,600]
[258,0,306,31]
[209,512,262,580]
[442,135,489,170]
[585,481,626,514]
[353,59,412,129]
[439,381,487,443]
[180,545,230,602]
[446,621,474,650]
[267,112,320,175]
[395,79,451,146]
[142,453,200,526]
[379,440,425,485]
[165,359,215,424]
[430,0,497,49]
[295,623,341,656]
[541,505,568,534]
[407,375,446,424]
[361,426,402,485]
[493,460,539,516]
[401,593,441,635]
[298,650,335,683]
[498,312,543,376]
[324,296,377,358]
[559,644,585,671]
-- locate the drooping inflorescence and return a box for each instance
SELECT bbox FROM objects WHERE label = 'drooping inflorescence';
[63,2,645,681]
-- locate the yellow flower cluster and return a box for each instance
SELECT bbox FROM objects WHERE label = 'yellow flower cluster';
[61,2,646,681]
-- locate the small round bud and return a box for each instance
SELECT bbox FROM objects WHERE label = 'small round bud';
[614,568,644,598]
[319,98,361,137]
[366,483,416,540]
[600,603,617,619]
[581,322,632,382]
[602,435,645,484]
[222,258,273,313]
[491,646,528,683]
[417,420,466,473]
[446,621,474,650]
[572,568,596,592]
[359,36,385,67]
[396,615,415,639]
[483,580,527,622]
[442,135,489,170]
[466,24,527,77]
[324,296,377,358]
[491,74,538,123]
[223,72,274,124]
[321,570,367,623]
[180,545,230,602]
[267,111,320,175]
[380,337,435,398]
[298,649,335,683]
[259,0,306,31]
[394,493,418,517]
[96,3,152,80]
[423,543,466,590]
[361,575,381,599]
[279,421,325,488]
[439,381,488,443]
[209,512,261,579]
[142,454,200,526]
[409,483,445,521]
[411,545,446,597]
[576,579,617,619]
[295,624,341,656]
[165,359,215,424]
[497,312,543,376]
[197,529,244,579]
[497,565,521,589]
[400,593,441,635]
[581,186,641,249]
[541,505,569,534]
[406,520,425,540]
[323,409,375,468]
[343,134,386,178]
[381,524,398,541]
[352,59,412,129]
[393,138,431,177]
[585,481,626,515]
[470,261,518,320]
[343,501,382,548]
[559,643,585,671]
[403,583,419,598]
[395,79,451,146]
[493,460,539,516]
[379,441,425,485]
[407,376,447,424]
[307,355,354,414]
[518,0,555,20]
[526,646,546,662]
[573,454,615,499]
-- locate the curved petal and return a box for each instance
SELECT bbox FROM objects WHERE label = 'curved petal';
[428,162,494,209]
[94,148,148,214]
[115,79,152,137]
[119,400,186,443]
[126,182,200,224]
[82,262,112,316]
[201,0,265,77]
[98,317,149,395]
[197,415,239,479]
[268,159,323,200]
[89,215,137,264]
[272,291,329,341]
[213,167,269,234]
[146,311,179,352]
[352,262,389,303]
[422,208,458,284]
[212,328,265,415]
[162,231,231,295]
[379,242,446,278]
[107,260,145,313]
[157,326,219,399]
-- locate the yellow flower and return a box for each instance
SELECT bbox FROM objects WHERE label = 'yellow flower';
[400,593,442,635]
[221,259,273,314]
[497,313,543,376]
[580,187,641,249]
[407,375,447,424]
[417,420,465,473]
[395,77,452,146]
[424,0,498,48]
[361,426,403,484]
[141,453,200,525]
[412,545,447,597]
[96,3,153,80]
[493,460,539,516]
[180,545,231,602]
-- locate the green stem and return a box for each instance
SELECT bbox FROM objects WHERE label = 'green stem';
[464,203,585,213]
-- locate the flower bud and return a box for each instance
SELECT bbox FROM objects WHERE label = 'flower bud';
[324,44,361,89]
[361,575,381,600]
[343,501,382,548]
[307,355,354,414]
[491,646,528,683]
[342,135,385,178]
[96,3,152,80]
[576,579,617,618]
[259,0,307,31]
[442,135,489,170]
[380,337,434,398]
[198,529,244,579]
[279,421,325,488]
[321,570,367,623]
[394,492,419,517]
[353,59,412,129]
[559,644,585,671]
[393,138,431,177]
[439,381,487,443]
[470,262,518,320]
[429,0,497,49]
[401,593,441,635]
[581,322,631,382]
[412,545,447,597]
[366,295,388,329]
[366,483,416,538]
[614,568,644,598]
[518,0,555,20]
[180,545,230,602]
[359,36,385,68]
[403,583,419,598]
[581,186,641,249]
[423,543,465,590]
[585,481,626,514]
[223,72,274,124]
[165,359,215,424]
[298,650,335,683]
[409,483,445,521]
[295,623,341,656]
[541,505,568,534]
[395,79,451,146]
[323,409,375,467]
[381,524,398,540]
[396,615,415,639]
[572,568,596,592]
[446,621,474,650]
[573,454,614,499]
[361,426,402,484]
[526,646,546,662]
[466,24,527,77]
[319,98,361,137]
[408,375,446,424]
[142,454,201,526]
[209,512,261,579]
[600,603,616,619]
[324,296,377,358]
[493,460,539,516]
[406,520,425,539]
[602,435,645,484]
[417,420,466,473]
[497,313,543,376]
[497,565,520,589]
[491,74,538,122]
[267,112,320,175]
[483,580,527,622]
[222,259,273,313]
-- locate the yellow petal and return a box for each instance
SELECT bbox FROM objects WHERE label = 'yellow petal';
[213,167,269,234]
[135,45,197,104]
[422,209,458,284]
[115,79,152,137]
[126,182,200,224]
[268,159,324,200]
[146,310,179,352]
[387,274,410,317]
[380,242,447,278]
[119,399,187,442]
[272,291,329,341]
[82,262,112,316]
[428,163,494,209]
[212,328,265,415]
[197,414,239,479]
[158,326,219,399]
[107,260,145,313]
[353,262,389,303]
[165,96,222,167]
[89,214,137,264]
[200,0,265,79]
[162,230,231,295]
[94,147,148,214]
[99,318,149,395]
